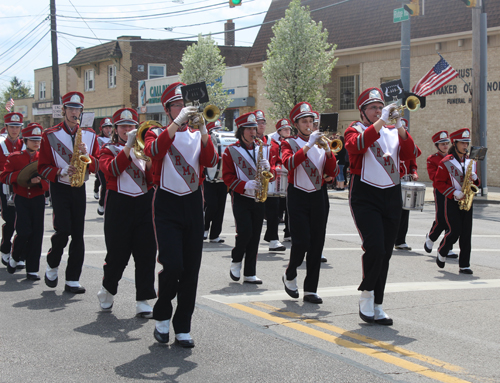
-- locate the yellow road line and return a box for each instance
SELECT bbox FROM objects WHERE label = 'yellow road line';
[229,303,471,383]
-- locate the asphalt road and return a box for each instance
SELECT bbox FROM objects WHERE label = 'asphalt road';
[1,187,499,383]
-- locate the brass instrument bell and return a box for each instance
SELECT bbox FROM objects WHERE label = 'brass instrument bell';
[388,95,420,124]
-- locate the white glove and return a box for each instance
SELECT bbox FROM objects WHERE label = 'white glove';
[259,158,270,171]
[453,190,465,201]
[244,180,259,191]
[125,129,137,148]
[395,117,403,129]
[471,172,478,181]
[60,164,70,177]
[174,106,197,126]
[199,123,207,135]
[380,103,397,124]
[305,130,322,148]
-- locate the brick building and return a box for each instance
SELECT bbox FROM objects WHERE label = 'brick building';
[244,0,500,186]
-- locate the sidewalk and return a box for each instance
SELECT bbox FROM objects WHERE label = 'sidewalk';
[328,182,500,204]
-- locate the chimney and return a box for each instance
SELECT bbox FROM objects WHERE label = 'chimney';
[225,20,235,46]
[76,47,83,54]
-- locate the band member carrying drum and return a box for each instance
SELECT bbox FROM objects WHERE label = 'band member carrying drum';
[0,112,25,269]
[97,108,157,318]
[424,131,457,258]
[345,88,417,325]
[434,128,479,275]
[281,102,339,304]
[0,123,48,280]
[144,82,218,347]
[95,118,113,216]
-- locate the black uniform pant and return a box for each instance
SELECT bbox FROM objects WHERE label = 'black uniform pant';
[395,208,410,246]
[153,187,204,334]
[103,189,156,301]
[12,195,45,273]
[280,197,290,238]
[47,181,86,282]
[203,180,227,240]
[231,192,265,276]
[428,189,450,242]
[437,199,473,268]
[349,175,401,305]
[0,184,16,255]
[95,170,106,207]
[264,196,280,242]
[285,184,327,293]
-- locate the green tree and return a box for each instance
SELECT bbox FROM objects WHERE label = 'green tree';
[1,76,33,121]
[179,34,232,116]
[262,0,338,120]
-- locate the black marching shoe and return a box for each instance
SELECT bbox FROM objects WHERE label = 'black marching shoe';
[64,284,86,294]
[175,337,195,348]
[7,262,17,274]
[374,317,393,326]
[16,261,26,270]
[44,274,58,288]
[446,251,459,259]
[26,273,41,281]
[303,294,323,304]
[459,268,473,275]
[154,328,170,344]
[436,254,445,269]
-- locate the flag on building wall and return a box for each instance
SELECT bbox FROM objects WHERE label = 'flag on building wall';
[412,58,459,97]
[5,98,14,112]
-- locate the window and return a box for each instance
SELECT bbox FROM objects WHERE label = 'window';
[108,65,117,88]
[148,64,166,79]
[39,81,46,100]
[85,69,95,91]
[339,75,359,110]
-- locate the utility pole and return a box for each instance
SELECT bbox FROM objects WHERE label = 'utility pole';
[50,0,61,118]
[400,18,411,129]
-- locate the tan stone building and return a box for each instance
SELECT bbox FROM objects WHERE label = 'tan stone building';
[244,0,500,186]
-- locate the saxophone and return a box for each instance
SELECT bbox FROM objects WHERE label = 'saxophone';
[254,137,273,203]
[458,153,478,211]
[69,119,92,188]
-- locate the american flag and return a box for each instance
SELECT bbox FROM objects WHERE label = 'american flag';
[5,98,14,112]
[411,58,459,97]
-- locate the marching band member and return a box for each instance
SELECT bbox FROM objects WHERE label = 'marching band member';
[345,88,417,325]
[203,120,227,243]
[0,123,48,279]
[222,112,274,285]
[38,91,99,294]
[424,131,457,258]
[434,128,479,275]
[97,108,156,317]
[281,102,339,304]
[255,110,268,143]
[0,112,25,269]
[95,118,112,216]
[144,82,218,347]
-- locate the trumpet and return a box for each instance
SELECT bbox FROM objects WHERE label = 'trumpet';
[134,120,162,161]
[188,103,220,128]
[388,95,420,124]
[308,129,343,153]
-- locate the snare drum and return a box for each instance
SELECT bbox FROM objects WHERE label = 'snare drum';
[267,165,288,197]
[205,130,238,183]
[401,181,426,211]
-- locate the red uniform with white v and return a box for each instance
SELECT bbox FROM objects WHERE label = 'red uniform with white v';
[144,82,218,347]
[97,108,157,317]
[37,91,99,294]
[0,124,48,278]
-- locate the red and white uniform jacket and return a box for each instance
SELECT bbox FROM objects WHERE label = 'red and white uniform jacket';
[97,136,111,149]
[222,140,275,199]
[99,143,153,197]
[269,134,283,168]
[281,134,338,193]
[38,122,99,185]
[344,121,417,189]
[399,145,421,178]
[0,136,24,172]
[427,152,447,188]
[434,154,480,200]
[143,125,218,196]
[0,150,49,198]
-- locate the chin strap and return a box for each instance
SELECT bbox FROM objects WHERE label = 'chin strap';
[362,109,375,126]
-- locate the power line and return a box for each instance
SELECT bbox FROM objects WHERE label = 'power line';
[0,18,49,59]
[0,31,50,76]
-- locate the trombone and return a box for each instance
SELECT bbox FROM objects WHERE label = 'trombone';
[388,95,420,124]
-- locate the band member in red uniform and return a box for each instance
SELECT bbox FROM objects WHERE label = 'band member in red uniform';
[222,112,274,285]
[424,131,457,258]
[97,108,156,318]
[95,118,113,215]
[0,112,25,269]
[434,128,479,275]
[203,120,227,243]
[144,82,218,347]
[281,102,339,304]
[255,110,267,143]
[345,88,417,325]
[38,91,99,294]
[0,123,48,279]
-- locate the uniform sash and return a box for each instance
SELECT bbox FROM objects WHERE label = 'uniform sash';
[444,157,475,190]
[107,145,148,196]
[228,144,261,199]
[286,137,323,192]
[97,136,111,149]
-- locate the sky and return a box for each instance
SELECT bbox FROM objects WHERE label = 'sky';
[0,0,273,92]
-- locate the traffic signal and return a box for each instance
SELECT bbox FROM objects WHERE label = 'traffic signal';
[229,0,242,7]
[460,0,477,7]
[404,0,420,16]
